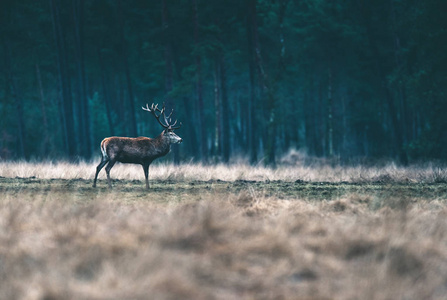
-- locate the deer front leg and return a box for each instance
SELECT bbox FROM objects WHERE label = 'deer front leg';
[142,163,150,189]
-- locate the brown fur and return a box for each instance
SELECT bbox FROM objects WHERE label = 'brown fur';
[102,135,170,164]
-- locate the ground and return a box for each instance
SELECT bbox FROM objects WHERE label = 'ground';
[1,163,447,299]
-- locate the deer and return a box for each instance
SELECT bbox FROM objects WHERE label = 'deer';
[93,103,182,189]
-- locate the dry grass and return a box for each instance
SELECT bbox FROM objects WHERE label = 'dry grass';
[1,160,446,183]
[1,161,447,299]
[1,193,447,299]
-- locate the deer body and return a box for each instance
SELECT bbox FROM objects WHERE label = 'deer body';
[101,135,171,164]
[93,103,182,189]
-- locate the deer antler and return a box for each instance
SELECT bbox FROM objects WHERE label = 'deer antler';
[142,103,168,128]
[142,103,182,130]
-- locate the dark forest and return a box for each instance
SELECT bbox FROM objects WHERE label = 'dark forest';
[1,0,446,165]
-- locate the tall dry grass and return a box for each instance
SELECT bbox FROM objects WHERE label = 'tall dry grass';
[0,160,446,183]
[1,193,447,299]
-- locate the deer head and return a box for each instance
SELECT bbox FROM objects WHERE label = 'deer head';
[142,103,183,144]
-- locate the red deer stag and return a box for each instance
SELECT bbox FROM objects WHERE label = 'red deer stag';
[93,103,182,189]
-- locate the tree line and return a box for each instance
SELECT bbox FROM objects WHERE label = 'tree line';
[1,0,446,164]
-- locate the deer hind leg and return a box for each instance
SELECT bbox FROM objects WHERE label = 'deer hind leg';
[142,163,150,189]
[105,160,116,189]
[93,156,109,187]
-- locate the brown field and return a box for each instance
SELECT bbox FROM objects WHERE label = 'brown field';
[1,161,447,299]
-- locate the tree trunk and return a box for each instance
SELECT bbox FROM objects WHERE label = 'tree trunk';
[72,0,91,158]
[327,68,334,157]
[303,89,313,156]
[118,0,137,137]
[390,0,409,163]
[220,55,230,162]
[289,97,300,149]
[384,87,408,164]
[249,0,273,165]
[341,93,348,161]
[246,0,257,164]
[183,96,199,157]
[318,82,326,156]
[213,59,222,158]
[115,75,125,135]
[98,48,115,136]
[36,63,51,156]
[162,0,180,164]
[192,0,207,162]
[50,0,76,158]
[265,0,289,165]
[4,41,26,158]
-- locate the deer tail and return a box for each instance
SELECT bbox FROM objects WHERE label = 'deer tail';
[100,139,109,160]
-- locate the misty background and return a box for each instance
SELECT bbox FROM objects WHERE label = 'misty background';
[1,0,446,165]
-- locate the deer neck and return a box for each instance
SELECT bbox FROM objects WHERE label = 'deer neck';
[154,132,171,157]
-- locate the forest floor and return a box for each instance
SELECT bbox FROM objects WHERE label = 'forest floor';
[1,162,447,299]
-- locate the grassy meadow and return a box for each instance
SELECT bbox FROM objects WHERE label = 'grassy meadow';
[1,161,447,299]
